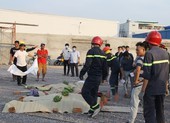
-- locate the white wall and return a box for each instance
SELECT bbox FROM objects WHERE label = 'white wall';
[0,9,119,37]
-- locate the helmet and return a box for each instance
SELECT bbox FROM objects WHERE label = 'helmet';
[19,41,26,46]
[19,41,25,45]
[103,46,110,52]
[145,31,162,46]
[91,36,103,46]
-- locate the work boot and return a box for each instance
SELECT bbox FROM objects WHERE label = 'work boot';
[89,103,100,118]
[87,109,94,116]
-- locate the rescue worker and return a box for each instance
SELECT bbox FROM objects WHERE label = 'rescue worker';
[107,54,120,102]
[103,46,112,80]
[79,36,108,118]
[142,31,169,123]
[159,43,170,96]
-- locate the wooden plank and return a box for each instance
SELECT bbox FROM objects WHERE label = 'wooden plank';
[101,106,143,113]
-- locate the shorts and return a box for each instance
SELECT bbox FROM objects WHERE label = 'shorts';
[38,63,47,74]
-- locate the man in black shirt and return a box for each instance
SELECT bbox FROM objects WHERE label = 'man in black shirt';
[9,40,37,81]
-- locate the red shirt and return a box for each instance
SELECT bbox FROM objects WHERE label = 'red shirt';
[37,49,48,64]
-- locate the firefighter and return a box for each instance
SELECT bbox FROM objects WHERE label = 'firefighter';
[107,54,120,102]
[142,31,169,123]
[103,46,112,80]
[159,43,170,97]
[79,36,108,118]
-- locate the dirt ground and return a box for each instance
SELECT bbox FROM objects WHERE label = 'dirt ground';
[0,65,170,123]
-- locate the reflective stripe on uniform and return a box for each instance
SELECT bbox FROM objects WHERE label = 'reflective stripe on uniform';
[86,55,106,59]
[107,56,116,61]
[110,87,115,89]
[143,60,169,67]
[92,103,99,108]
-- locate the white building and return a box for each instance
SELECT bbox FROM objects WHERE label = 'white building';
[0,9,119,37]
[119,19,165,37]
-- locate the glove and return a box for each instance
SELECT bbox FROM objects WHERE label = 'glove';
[79,75,83,80]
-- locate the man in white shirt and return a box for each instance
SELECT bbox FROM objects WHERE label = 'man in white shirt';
[69,46,80,77]
[12,42,33,86]
[61,43,72,75]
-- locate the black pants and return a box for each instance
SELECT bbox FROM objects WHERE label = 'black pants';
[109,73,119,95]
[143,94,165,123]
[64,60,70,75]
[12,61,17,81]
[81,76,101,107]
[70,63,79,76]
[17,65,27,84]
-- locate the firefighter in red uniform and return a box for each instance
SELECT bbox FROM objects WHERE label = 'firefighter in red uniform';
[142,31,169,123]
[79,36,108,118]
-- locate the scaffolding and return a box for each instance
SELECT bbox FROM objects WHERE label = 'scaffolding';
[0,22,38,64]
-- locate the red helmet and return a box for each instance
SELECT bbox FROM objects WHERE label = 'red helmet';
[103,46,110,52]
[145,31,162,46]
[91,36,103,46]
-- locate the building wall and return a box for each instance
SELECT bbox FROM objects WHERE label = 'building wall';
[1,32,170,65]
[120,20,165,37]
[0,9,119,37]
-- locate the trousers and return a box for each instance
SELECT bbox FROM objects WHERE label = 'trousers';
[16,65,27,84]
[81,76,101,107]
[143,94,165,123]
[129,86,142,123]
[70,63,79,76]
[63,60,70,75]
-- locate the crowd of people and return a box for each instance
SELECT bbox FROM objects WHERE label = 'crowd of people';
[8,31,170,123]
[79,31,169,123]
[8,41,81,84]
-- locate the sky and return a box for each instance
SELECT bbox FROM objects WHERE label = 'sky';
[0,0,169,25]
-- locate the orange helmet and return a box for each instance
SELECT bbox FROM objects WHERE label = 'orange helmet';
[91,36,103,46]
[145,31,162,46]
[103,46,110,52]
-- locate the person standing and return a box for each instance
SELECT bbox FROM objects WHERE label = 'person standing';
[115,46,123,60]
[9,40,37,81]
[120,51,134,98]
[70,46,80,77]
[126,46,134,61]
[127,42,146,123]
[103,46,112,80]
[9,40,20,81]
[61,43,71,76]
[107,54,120,101]
[142,31,169,123]
[79,36,108,118]
[12,42,33,86]
[37,43,48,81]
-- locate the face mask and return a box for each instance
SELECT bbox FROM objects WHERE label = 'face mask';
[73,48,76,51]
[65,46,69,49]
